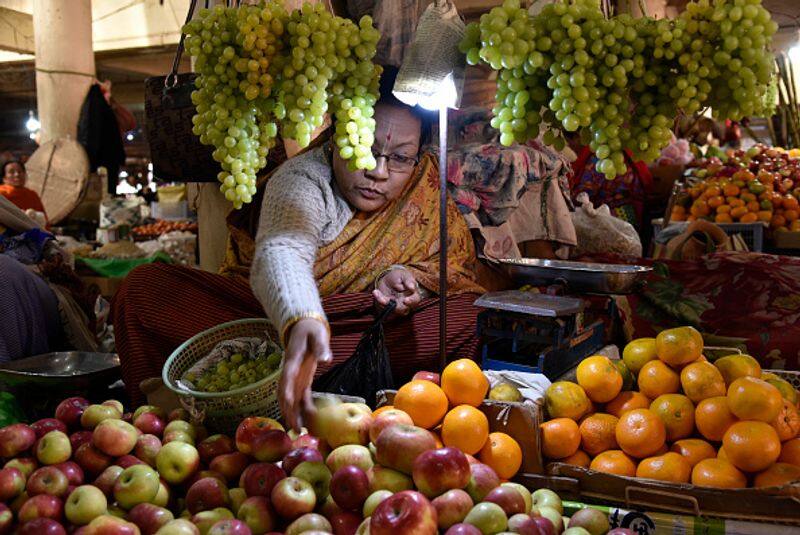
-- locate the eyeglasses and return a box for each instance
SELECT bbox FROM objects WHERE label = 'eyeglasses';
[371,147,419,173]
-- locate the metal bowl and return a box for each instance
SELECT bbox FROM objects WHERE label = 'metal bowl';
[0,352,120,390]
[499,258,653,294]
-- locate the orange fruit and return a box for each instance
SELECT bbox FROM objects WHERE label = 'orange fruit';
[655,326,703,368]
[394,380,449,429]
[691,459,747,488]
[772,399,800,442]
[440,359,489,407]
[779,438,800,467]
[479,432,522,479]
[373,405,395,417]
[717,446,729,460]
[579,413,619,456]
[714,354,762,385]
[622,338,657,375]
[616,409,667,459]
[540,418,581,460]
[636,452,692,483]
[637,360,680,399]
[441,405,489,455]
[605,391,651,418]
[695,396,738,442]
[727,377,783,422]
[722,421,782,473]
[589,450,637,477]
[544,382,592,421]
[561,449,591,468]
[753,463,800,488]
[576,356,623,403]
[680,361,726,403]
[649,394,695,441]
[670,439,717,468]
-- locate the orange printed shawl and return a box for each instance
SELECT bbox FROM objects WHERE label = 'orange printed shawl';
[221,150,483,297]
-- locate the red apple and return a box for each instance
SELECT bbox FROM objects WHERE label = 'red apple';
[117,456,146,469]
[412,371,440,385]
[367,466,414,493]
[412,447,470,498]
[56,397,90,428]
[483,485,527,516]
[330,465,370,512]
[32,418,69,438]
[234,418,283,456]
[270,477,316,520]
[188,470,227,488]
[93,420,138,458]
[285,513,332,535]
[208,519,252,535]
[0,467,25,501]
[70,431,94,451]
[198,435,235,464]
[101,400,125,414]
[312,404,373,449]
[444,523,484,535]
[5,457,37,478]
[210,453,250,483]
[186,477,230,514]
[239,463,285,498]
[532,516,556,535]
[132,406,167,422]
[375,425,436,475]
[326,445,374,474]
[17,518,67,535]
[18,493,64,523]
[291,434,328,456]
[607,529,634,535]
[133,414,165,437]
[250,430,291,463]
[370,491,437,535]
[0,424,36,457]
[330,511,362,535]
[168,408,190,422]
[369,410,415,444]
[431,490,473,530]
[53,461,84,486]
[0,503,11,535]
[282,448,324,475]
[568,507,608,535]
[134,435,162,468]
[75,444,113,476]
[9,490,28,515]
[236,496,275,534]
[126,503,174,535]
[93,466,123,497]
[84,514,140,534]
[465,463,500,503]
[80,405,122,430]
[27,466,69,497]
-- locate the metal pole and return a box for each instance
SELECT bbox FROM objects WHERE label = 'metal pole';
[438,105,449,371]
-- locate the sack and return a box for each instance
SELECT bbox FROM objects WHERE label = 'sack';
[571,193,642,257]
[144,0,218,183]
[660,220,739,261]
[313,301,396,407]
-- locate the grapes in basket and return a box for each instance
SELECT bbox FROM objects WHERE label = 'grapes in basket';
[180,338,282,393]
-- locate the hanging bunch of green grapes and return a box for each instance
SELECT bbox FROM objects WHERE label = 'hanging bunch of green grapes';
[461,0,778,180]
[184,1,382,208]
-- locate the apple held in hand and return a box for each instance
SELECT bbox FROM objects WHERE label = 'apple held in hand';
[236,496,275,534]
[370,490,437,535]
[0,467,25,502]
[412,447,471,498]
[374,425,436,475]
[65,485,108,526]
[56,397,90,428]
[127,503,174,535]
[238,463,285,498]
[270,477,316,520]
[186,477,230,514]
[27,466,69,497]
[0,423,37,458]
[114,464,161,510]
[155,441,200,485]
[93,420,138,458]
[431,489,473,531]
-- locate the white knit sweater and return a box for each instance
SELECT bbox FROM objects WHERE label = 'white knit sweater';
[250,147,353,339]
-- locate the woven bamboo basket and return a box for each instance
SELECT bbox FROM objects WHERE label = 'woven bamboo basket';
[162,318,282,434]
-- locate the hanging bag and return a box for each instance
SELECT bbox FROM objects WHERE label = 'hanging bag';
[313,301,396,407]
[143,0,218,183]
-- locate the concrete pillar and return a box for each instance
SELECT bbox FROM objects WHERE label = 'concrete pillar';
[32,0,95,144]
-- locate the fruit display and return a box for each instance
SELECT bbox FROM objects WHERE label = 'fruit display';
[183,351,282,393]
[0,384,617,535]
[132,221,199,240]
[672,145,800,230]
[542,327,800,489]
[183,1,381,208]
[460,0,777,179]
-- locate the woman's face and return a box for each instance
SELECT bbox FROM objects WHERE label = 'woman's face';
[332,102,422,213]
[3,162,25,187]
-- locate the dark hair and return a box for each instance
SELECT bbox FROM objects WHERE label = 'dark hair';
[376,65,433,145]
[2,159,22,176]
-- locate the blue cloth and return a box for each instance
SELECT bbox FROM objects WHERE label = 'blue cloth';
[0,228,54,264]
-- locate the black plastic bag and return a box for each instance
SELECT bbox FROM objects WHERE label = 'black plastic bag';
[313,301,396,407]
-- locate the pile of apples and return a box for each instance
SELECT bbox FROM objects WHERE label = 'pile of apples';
[0,395,623,535]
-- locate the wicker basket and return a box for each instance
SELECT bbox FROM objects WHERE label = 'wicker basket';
[162,319,282,435]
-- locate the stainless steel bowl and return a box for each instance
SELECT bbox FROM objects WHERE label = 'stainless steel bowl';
[0,352,120,390]
[499,258,653,294]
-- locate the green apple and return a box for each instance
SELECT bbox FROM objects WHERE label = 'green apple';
[164,420,197,440]
[363,490,393,517]
[113,464,160,509]
[156,442,200,485]
[464,502,508,534]
[155,518,201,534]
[567,507,608,535]
[192,507,233,534]
[538,506,564,535]
[291,461,331,503]
[85,514,140,534]
[81,405,122,429]
[532,488,563,515]
[65,485,108,525]
[228,487,247,515]
[153,481,170,507]
[285,513,332,535]
[563,528,592,535]
[501,482,532,513]
[36,431,72,465]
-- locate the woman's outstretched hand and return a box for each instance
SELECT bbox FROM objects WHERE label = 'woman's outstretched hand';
[279,318,332,432]
[373,267,421,316]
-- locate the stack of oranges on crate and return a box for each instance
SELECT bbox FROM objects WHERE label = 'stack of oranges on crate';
[383,359,524,480]
[541,327,800,489]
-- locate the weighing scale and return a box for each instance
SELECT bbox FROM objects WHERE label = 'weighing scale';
[476,259,652,379]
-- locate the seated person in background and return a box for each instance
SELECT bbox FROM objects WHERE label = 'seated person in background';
[0,160,47,222]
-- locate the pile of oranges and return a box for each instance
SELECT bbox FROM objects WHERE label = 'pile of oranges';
[542,326,800,489]
[382,359,524,480]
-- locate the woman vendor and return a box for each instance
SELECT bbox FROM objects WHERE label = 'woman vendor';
[0,160,47,221]
[113,68,571,428]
